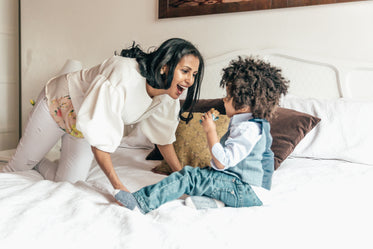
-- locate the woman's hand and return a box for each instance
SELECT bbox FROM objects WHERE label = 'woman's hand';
[91,146,129,192]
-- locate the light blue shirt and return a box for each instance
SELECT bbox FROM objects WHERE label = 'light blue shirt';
[210,113,262,170]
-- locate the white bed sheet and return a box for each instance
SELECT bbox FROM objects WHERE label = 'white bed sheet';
[1,147,372,249]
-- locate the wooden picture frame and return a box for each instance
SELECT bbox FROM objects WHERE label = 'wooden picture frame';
[159,0,367,19]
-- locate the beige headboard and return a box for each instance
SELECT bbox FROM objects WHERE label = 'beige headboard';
[196,49,373,101]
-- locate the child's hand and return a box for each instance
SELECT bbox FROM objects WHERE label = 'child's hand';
[200,111,216,133]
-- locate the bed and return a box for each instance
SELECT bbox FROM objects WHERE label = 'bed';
[1,49,373,249]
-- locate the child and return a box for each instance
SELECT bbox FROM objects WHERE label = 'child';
[115,56,289,213]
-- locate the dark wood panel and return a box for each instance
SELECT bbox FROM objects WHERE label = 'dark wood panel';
[159,0,367,18]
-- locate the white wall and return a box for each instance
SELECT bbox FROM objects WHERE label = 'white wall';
[20,0,373,131]
[0,0,19,150]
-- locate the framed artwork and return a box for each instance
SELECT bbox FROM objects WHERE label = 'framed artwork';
[159,0,367,19]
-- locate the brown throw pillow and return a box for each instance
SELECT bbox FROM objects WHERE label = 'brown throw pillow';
[148,98,320,173]
[152,112,230,175]
[270,107,320,169]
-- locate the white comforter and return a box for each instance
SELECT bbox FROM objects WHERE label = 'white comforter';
[1,147,372,249]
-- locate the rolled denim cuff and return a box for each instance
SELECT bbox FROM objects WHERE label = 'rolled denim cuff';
[132,192,151,214]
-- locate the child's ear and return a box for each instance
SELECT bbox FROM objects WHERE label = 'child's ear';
[238,105,252,113]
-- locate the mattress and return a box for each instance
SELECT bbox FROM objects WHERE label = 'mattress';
[1,147,372,249]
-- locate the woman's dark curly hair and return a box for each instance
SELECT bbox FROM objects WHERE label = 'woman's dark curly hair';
[118,38,204,123]
[220,56,289,120]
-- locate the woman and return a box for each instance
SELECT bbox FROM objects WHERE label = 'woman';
[3,38,204,193]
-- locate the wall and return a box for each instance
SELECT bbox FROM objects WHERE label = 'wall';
[20,0,373,132]
[0,0,19,150]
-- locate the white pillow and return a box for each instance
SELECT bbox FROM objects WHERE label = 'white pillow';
[281,95,373,166]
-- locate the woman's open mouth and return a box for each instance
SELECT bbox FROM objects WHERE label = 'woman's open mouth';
[177,84,187,95]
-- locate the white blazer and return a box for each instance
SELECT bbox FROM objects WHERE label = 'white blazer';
[45,56,180,153]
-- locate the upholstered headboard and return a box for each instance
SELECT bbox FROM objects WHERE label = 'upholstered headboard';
[190,49,373,167]
[195,49,373,101]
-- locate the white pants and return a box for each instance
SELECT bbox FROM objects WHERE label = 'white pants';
[3,89,94,183]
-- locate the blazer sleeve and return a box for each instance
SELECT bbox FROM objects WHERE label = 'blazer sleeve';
[76,75,125,153]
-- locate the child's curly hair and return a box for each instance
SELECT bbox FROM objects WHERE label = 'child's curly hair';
[220,56,289,120]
